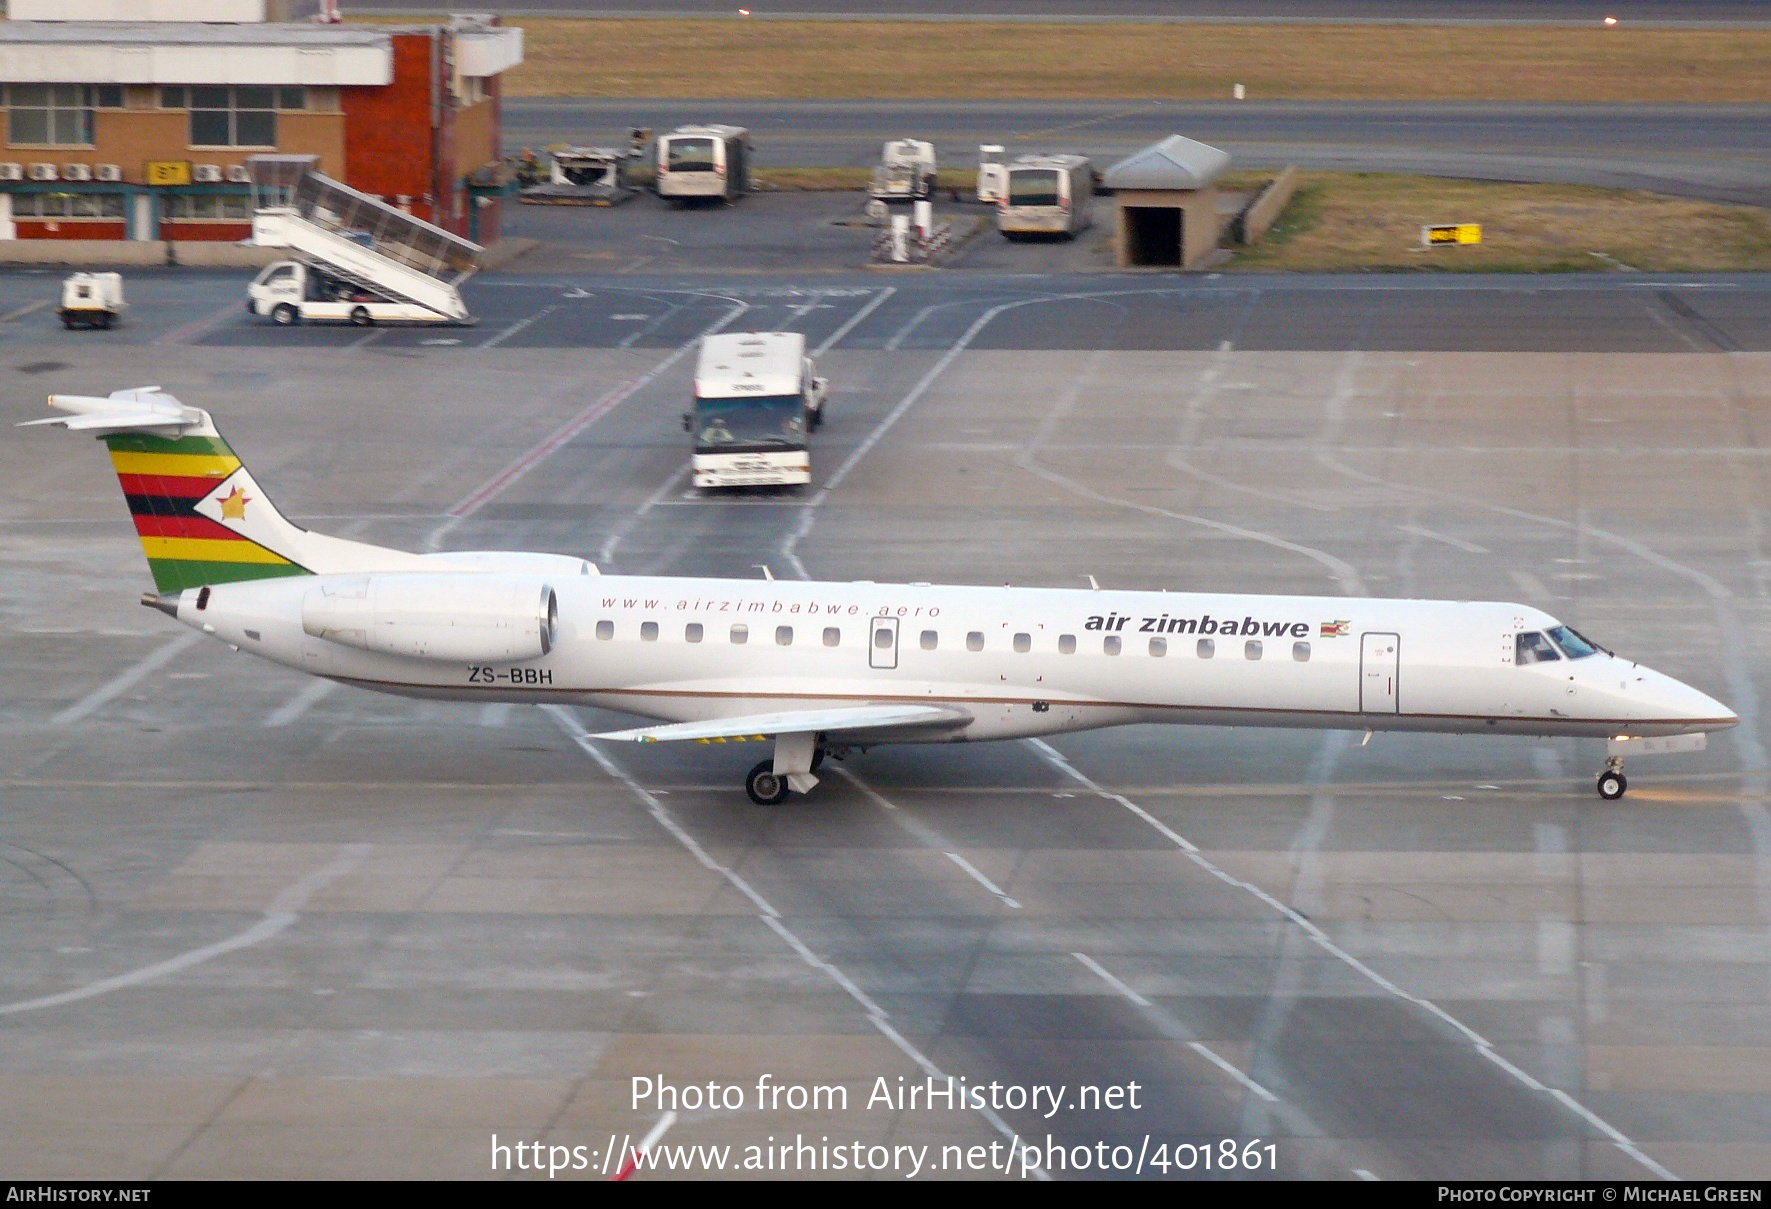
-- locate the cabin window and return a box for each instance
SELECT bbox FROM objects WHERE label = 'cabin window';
[731,624,748,644]
[1293,641,1311,662]
[921,630,938,650]
[1013,632,1031,653]
[640,621,658,642]
[967,631,984,652]
[776,625,793,646]
[1246,640,1262,660]
[1197,638,1215,659]
[1516,631,1560,665]
[823,627,840,647]
[685,623,703,643]
[595,620,613,641]
[1149,636,1166,657]
[1059,634,1076,654]
[1104,635,1121,656]
[874,627,893,650]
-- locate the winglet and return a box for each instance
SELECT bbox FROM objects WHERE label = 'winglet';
[18,387,207,435]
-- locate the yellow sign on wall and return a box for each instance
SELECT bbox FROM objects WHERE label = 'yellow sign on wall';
[1422,223,1482,246]
[145,161,191,187]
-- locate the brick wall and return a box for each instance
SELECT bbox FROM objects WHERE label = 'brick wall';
[340,30,442,227]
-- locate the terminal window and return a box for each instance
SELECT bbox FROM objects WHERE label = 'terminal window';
[10,193,123,218]
[4,84,116,146]
[162,85,302,148]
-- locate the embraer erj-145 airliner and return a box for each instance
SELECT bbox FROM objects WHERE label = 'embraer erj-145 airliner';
[31,389,1735,804]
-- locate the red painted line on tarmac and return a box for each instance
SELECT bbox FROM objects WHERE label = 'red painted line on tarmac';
[446,375,642,518]
[154,299,245,347]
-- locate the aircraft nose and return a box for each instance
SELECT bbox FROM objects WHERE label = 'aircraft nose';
[1645,668,1737,730]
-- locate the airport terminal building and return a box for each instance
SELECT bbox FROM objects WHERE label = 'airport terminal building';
[0,0,522,244]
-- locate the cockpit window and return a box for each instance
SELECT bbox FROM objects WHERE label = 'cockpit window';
[1545,625,1599,659]
[1516,631,1561,665]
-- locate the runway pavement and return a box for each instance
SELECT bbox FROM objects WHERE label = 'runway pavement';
[506,99,1771,209]
[2,268,1770,1179]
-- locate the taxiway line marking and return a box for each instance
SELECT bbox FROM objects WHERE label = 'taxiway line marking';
[1,299,48,322]
[944,850,1022,910]
[51,632,203,725]
[1396,523,1489,554]
[1072,951,1150,1007]
[264,679,335,727]
[612,1112,677,1182]
[548,706,1047,1181]
[827,765,1024,910]
[1187,1042,1280,1104]
[812,286,895,355]
[446,296,749,520]
[154,298,243,347]
[1029,736,1678,1181]
[784,291,1060,577]
[479,304,559,350]
[1074,952,1284,1107]
[0,844,368,1017]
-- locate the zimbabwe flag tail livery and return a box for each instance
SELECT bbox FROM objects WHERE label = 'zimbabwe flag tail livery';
[22,387,425,591]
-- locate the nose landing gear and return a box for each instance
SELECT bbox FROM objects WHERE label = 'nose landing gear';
[1596,755,1627,801]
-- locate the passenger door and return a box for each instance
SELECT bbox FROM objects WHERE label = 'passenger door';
[869,616,899,670]
[1360,632,1400,713]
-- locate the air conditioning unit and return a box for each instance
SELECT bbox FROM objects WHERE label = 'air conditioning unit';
[28,163,57,181]
[0,163,23,182]
[224,164,250,183]
[192,164,222,183]
[95,164,122,183]
[61,163,92,182]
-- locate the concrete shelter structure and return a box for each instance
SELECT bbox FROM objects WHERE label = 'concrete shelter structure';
[1103,133,1230,269]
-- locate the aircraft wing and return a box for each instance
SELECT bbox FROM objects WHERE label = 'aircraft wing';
[591,703,971,744]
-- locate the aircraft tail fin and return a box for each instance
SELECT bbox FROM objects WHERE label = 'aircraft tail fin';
[25,388,365,593]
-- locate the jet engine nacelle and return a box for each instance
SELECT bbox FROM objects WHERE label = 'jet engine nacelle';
[301,573,557,662]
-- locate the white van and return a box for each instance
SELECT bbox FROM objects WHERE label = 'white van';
[656,125,751,202]
[998,154,1094,238]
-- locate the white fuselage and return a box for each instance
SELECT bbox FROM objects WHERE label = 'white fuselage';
[173,574,1734,744]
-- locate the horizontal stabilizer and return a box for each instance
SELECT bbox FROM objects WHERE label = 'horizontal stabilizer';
[592,703,971,744]
[19,388,206,435]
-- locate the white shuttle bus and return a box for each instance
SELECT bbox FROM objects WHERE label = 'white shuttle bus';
[656,125,751,202]
[686,331,829,489]
[998,153,1094,238]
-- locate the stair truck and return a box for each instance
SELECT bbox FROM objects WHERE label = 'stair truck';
[247,168,479,326]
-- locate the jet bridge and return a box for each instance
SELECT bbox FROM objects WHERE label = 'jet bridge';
[246,155,480,323]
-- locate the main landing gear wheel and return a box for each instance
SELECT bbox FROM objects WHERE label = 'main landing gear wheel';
[1597,770,1627,800]
[746,760,789,806]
